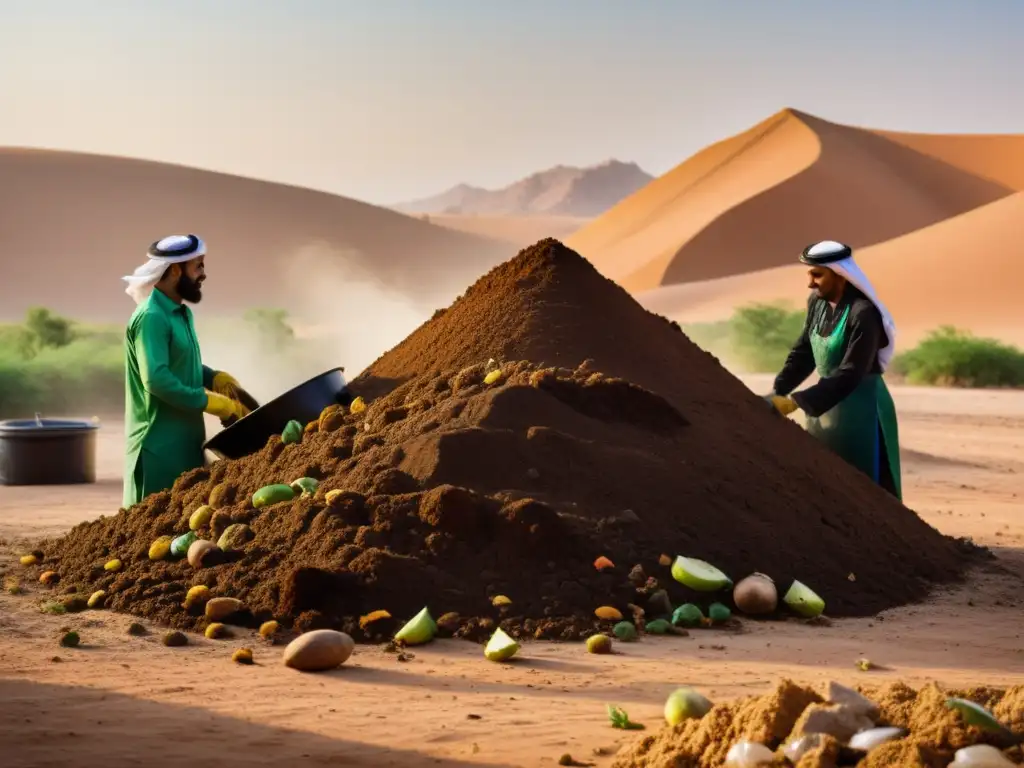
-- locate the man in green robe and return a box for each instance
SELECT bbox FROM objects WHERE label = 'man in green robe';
[766,241,901,499]
[121,235,253,508]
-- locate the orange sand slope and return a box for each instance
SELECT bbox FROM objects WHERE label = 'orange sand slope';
[0,149,511,322]
[638,191,1024,348]
[567,109,1024,293]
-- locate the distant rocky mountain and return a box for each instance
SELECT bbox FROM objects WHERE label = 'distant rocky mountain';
[393,160,654,217]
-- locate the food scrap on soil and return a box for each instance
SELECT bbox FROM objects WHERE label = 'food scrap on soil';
[34,239,981,642]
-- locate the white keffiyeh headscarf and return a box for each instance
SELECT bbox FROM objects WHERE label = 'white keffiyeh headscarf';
[122,234,206,304]
[802,240,897,371]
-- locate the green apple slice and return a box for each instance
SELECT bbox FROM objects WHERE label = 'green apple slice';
[945,698,1014,736]
[483,627,520,662]
[394,606,437,645]
[782,580,825,618]
[670,556,732,591]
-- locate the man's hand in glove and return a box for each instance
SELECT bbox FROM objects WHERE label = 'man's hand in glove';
[204,392,251,424]
[766,394,799,417]
[212,371,244,399]
[212,371,259,412]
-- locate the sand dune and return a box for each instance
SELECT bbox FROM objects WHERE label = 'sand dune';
[876,130,1024,190]
[567,109,1023,293]
[427,213,588,247]
[639,191,1024,347]
[393,160,652,217]
[0,149,512,322]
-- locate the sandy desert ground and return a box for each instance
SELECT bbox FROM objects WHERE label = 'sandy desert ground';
[1,378,1022,767]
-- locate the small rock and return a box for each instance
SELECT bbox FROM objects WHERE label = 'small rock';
[217,524,254,553]
[162,631,188,647]
[282,629,355,672]
[208,482,233,508]
[826,681,880,719]
[952,744,1015,766]
[782,733,823,763]
[127,622,147,636]
[205,597,245,622]
[59,631,80,648]
[436,612,461,637]
[259,620,280,640]
[62,596,88,613]
[319,409,346,433]
[189,504,214,531]
[232,647,254,665]
[204,623,232,639]
[627,564,646,586]
[725,740,775,766]
[848,727,905,752]
[647,589,673,617]
[87,590,107,609]
[187,539,223,568]
[792,703,875,742]
[184,585,212,610]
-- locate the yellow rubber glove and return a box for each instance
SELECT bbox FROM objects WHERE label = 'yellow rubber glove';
[212,371,243,399]
[204,392,250,422]
[769,395,799,416]
[212,370,259,412]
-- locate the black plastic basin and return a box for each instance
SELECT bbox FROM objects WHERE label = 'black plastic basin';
[203,367,352,461]
[0,417,99,485]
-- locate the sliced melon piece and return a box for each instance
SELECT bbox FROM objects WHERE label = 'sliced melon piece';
[945,698,1013,735]
[782,580,825,618]
[484,627,520,662]
[664,687,713,726]
[394,607,437,646]
[670,556,732,591]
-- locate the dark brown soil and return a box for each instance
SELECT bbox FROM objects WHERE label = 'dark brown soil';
[39,239,978,642]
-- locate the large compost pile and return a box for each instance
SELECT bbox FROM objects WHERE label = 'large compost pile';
[40,239,975,640]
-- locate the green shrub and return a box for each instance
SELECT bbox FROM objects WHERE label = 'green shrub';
[683,306,1024,389]
[0,337,123,417]
[0,307,308,418]
[683,302,805,372]
[24,307,75,349]
[728,302,806,372]
[889,327,1024,388]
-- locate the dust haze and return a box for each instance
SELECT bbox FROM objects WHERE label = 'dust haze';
[197,241,435,407]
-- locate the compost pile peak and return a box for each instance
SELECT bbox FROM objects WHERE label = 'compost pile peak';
[44,238,972,639]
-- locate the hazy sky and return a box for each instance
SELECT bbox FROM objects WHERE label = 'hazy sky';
[2,0,1022,204]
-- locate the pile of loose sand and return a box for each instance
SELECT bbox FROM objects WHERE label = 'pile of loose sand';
[614,680,1023,767]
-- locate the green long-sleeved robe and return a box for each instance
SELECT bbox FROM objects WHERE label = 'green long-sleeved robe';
[122,288,214,508]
